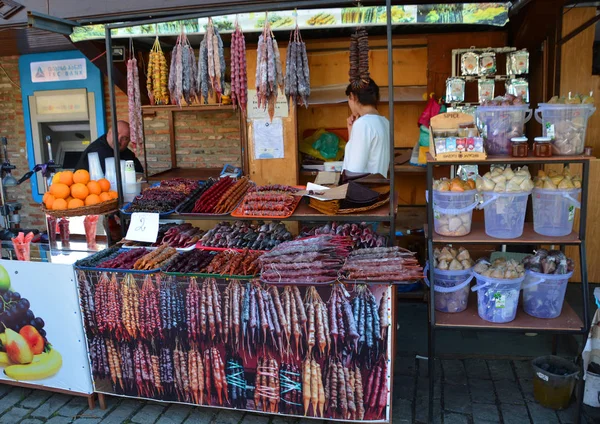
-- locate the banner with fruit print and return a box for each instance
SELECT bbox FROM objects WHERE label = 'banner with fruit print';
[0,260,93,394]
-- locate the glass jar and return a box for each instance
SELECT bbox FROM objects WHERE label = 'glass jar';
[533,137,553,157]
[511,137,528,157]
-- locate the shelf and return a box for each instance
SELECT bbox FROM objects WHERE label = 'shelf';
[147,168,222,182]
[428,222,580,245]
[142,104,236,112]
[299,164,425,177]
[308,84,427,105]
[426,153,593,166]
[435,296,584,333]
[172,199,394,222]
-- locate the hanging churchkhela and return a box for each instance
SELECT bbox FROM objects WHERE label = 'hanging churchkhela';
[284,25,310,107]
[349,27,370,89]
[147,37,169,105]
[197,18,226,104]
[169,29,198,107]
[127,46,143,157]
[256,20,284,121]
[230,20,248,113]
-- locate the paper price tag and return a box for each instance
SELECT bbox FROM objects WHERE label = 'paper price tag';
[125,212,160,243]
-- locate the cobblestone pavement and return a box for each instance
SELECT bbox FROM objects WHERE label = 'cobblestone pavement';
[0,357,591,424]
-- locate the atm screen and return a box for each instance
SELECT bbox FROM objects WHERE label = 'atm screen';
[62,151,82,170]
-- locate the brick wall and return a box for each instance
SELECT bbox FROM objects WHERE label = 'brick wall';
[0,56,45,229]
[103,79,241,176]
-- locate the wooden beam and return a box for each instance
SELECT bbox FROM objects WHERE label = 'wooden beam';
[559,12,600,46]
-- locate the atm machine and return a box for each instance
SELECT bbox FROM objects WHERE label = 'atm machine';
[27,88,99,196]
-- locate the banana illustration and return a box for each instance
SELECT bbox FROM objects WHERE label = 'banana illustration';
[0,352,9,366]
[4,349,61,381]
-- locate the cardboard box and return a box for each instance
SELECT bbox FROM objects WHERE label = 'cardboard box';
[429,112,487,161]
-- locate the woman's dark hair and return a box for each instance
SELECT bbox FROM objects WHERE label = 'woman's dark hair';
[345,79,380,106]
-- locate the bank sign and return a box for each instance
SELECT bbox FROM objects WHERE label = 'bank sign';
[29,58,87,83]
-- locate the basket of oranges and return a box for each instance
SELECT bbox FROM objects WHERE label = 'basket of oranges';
[41,170,120,217]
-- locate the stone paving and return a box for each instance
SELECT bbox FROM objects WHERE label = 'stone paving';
[0,356,592,424]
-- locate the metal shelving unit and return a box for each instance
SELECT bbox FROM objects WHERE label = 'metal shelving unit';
[425,153,592,423]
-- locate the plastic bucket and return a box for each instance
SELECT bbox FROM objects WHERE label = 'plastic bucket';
[532,188,581,237]
[476,105,532,155]
[584,370,600,407]
[522,270,573,319]
[478,191,531,239]
[534,103,596,155]
[532,355,579,410]
[429,189,478,237]
[424,263,474,313]
[472,271,524,323]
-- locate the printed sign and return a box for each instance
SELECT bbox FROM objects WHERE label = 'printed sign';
[0,260,93,394]
[35,93,88,115]
[247,89,289,119]
[30,58,87,83]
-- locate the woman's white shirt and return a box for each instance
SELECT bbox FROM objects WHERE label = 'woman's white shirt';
[342,114,390,177]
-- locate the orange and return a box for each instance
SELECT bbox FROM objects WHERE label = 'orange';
[43,193,55,209]
[52,198,67,211]
[68,198,84,209]
[98,178,111,192]
[58,170,74,186]
[99,192,111,202]
[87,181,102,196]
[107,191,118,200]
[49,183,70,199]
[85,194,100,206]
[73,169,90,185]
[71,183,89,200]
[66,196,74,203]
[51,172,62,184]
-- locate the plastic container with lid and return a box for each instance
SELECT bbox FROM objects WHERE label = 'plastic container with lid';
[429,189,478,237]
[511,136,529,157]
[476,105,532,155]
[534,103,596,155]
[533,136,553,157]
[478,191,530,239]
[522,270,573,319]
[472,271,525,323]
[424,263,474,313]
[532,187,581,236]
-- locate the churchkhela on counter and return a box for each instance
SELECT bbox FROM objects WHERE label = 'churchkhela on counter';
[340,247,423,282]
[125,179,200,213]
[300,222,386,249]
[198,221,293,251]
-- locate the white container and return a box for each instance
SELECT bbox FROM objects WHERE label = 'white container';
[323,161,343,172]
[87,152,104,181]
[478,191,531,239]
[104,157,117,190]
[472,272,525,323]
[534,103,596,155]
[584,370,600,407]
[430,189,478,237]
[532,188,581,237]
[476,105,532,155]
[424,263,474,313]
[522,270,573,319]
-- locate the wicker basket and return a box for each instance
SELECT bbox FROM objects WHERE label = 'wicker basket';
[42,199,119,218]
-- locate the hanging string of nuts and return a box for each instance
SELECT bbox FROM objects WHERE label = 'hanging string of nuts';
[198,18,226,104]
[349,27,370,89]
[230,20,248,113]
[127,47,143,157]
[169,29,198,107]
[147,37,169,105]
[256,20,284,121]
[285,25,310,108]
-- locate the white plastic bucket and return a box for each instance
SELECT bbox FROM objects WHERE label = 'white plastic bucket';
[534,103,596,155]
[424,263,474,313]
[478,191,531,239]
[429,189,478,237]
[522,270,573,319]
[584,370,600,407]
[532,188,581,237]
[472,271,525,323]
[476,105,532,155]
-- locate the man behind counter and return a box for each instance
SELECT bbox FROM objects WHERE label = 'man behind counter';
[75,120,144,174]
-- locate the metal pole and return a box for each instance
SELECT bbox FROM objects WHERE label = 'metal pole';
[426,161,436,423]
[386,0,395,245]
[105,26,126,235]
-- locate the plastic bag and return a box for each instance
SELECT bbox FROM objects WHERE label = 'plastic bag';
[299,129,346,161]
[418,125,430,147]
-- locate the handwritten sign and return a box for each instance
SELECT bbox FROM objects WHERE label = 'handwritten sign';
[125,213,159,243]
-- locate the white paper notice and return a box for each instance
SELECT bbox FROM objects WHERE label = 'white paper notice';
[125,212,160,243]
[253,118,284,160]
[247,89,289,119]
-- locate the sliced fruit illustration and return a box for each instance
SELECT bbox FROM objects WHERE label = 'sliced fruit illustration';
[5,328,33,364]
[19,326,44,355]
[4,348,62,380]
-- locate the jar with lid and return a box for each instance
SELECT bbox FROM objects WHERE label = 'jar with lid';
[533,137,553,157]
[511,137,528,157]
